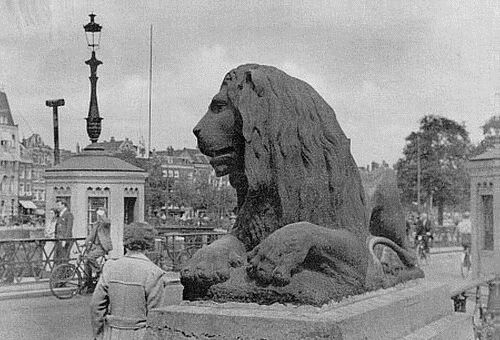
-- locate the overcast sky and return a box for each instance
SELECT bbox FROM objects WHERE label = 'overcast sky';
[0,1,498,167]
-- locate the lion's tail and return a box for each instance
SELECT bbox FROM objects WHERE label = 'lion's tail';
[367,235,418,268]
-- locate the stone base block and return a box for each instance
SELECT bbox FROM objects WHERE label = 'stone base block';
[403,312,474,340]
[146,281,457,340]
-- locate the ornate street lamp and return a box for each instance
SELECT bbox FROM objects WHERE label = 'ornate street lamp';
[84,13,103,146]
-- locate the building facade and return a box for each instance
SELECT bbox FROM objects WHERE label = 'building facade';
[0,91,21,222]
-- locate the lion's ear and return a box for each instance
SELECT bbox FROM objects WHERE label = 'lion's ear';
[244,71,264,97]
[238,69,266,142]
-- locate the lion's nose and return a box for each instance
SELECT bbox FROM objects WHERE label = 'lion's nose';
[193,126,201,138]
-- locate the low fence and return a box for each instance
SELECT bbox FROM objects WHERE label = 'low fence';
[0,237,86,284]
[0,231,227,285]
[407,226,464,248]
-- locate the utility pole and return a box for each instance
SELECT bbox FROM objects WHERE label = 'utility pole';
[45,99,65,165]
[417,134,421,213]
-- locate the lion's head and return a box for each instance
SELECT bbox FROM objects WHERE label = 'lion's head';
[194,64,368,249]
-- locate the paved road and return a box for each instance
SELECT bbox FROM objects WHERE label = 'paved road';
[0,285,184,340]
[0,251,467,340]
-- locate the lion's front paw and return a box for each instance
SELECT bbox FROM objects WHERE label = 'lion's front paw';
[180,235,246,291]
[246,234,309,287]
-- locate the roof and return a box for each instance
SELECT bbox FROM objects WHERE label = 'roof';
[470,145,500,161]
[84,137,137,154]
[46,150,145,172]
[0,92,15,126]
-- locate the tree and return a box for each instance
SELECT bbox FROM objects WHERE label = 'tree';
[143,156,169,214]
[395,115,472,225]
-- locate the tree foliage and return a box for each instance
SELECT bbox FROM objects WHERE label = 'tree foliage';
[395,115,472,224]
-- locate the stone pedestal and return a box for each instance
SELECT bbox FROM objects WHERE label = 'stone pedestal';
[145,281,472,340]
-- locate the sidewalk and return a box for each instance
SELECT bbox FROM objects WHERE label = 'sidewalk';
[0,271,180,301]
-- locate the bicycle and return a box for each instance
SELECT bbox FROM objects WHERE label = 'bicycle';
[49,246,106,300]
[461,245,472,278]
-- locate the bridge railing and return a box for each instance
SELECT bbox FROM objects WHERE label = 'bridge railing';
[0,231,227,285]
[0,237,86,284]
[149,231,227,272]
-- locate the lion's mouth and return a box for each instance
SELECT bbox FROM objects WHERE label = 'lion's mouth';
[205,147,237,176]
[204,146,235,158]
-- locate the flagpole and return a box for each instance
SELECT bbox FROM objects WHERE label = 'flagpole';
[148,24,153,158]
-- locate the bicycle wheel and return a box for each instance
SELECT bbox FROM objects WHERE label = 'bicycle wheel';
[416,246,425,266]
[50,263,82,299]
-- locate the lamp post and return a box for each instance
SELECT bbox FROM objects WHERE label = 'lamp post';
[83,13,103,147]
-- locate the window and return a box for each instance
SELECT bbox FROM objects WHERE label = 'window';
[19,167,24,179]
[26,184,31,194]
[26,169,31,179]
[168,170,174,177]
[19,183,24,196]
[174,170,179,178]
[482,194,494,250]
[88,197,108,229]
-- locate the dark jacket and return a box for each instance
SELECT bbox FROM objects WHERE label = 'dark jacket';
[56,209,73,238]
[416,218,433,236]
[86,218,113,252]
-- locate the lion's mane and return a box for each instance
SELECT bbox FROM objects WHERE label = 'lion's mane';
[224,64,369,250]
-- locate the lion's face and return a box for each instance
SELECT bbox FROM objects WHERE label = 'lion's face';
[193,75,244,177]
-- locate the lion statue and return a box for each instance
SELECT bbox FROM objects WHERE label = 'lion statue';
[181,64,423,306]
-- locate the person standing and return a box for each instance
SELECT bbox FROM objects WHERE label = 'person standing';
[457,211,471,250]
[44,208,58,271]
[55,200,74,264]
[44,208,58,239]
[84,207,113,290]
[90,222,166,340]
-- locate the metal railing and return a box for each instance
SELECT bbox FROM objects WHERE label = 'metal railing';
[0,237,86,284]
[0,231,227,284]
[149,231,227,271]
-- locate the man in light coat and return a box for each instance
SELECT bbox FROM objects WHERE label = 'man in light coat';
[90,222,166,340]
[84,207,113,290]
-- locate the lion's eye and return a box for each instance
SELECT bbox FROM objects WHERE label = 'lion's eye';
[210,100,227,113]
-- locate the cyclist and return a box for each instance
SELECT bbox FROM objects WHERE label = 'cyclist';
[84,207,113,291]
[415,212,433,254]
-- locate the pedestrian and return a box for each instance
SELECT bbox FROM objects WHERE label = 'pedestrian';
[457,211,471,250]
[90,222,167,340]
[44,208,58,271]
[84,207,113,291]
[54,200,74,265]
[44,208,57,238]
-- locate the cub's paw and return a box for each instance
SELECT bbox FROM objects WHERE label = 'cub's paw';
[246,235,309,286]
[180,235,245,289]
